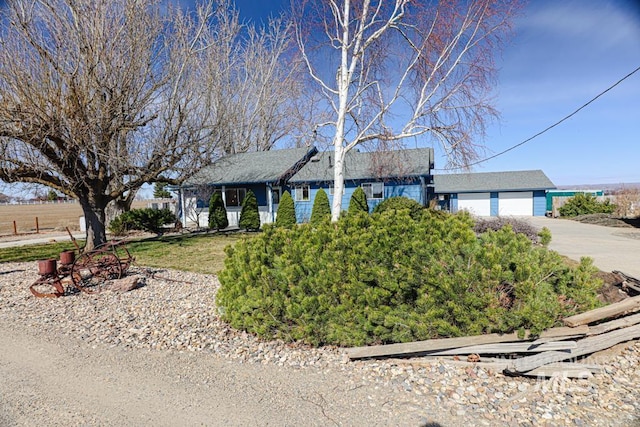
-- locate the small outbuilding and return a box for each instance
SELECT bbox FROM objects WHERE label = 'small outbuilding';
[433,170,556,217]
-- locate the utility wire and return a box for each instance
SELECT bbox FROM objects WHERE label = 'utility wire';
[435,65,640,171]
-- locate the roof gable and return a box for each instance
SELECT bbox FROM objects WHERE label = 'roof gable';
[289,147,434,183]
[434,170,556,193]
[185,147,318,186]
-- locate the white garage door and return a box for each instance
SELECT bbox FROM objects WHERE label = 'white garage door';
[498,192,533,216]
[457,193,491,216]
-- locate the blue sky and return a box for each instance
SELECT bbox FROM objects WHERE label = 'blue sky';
[227,0,640,186]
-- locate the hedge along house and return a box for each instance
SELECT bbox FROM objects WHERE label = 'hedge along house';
[179,147,318,227]
[287,148,435,222]
[433,170,556,217]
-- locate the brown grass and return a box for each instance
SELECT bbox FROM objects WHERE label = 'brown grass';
[0,201,148,235]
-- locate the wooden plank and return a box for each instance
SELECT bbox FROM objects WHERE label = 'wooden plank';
[524,365,594,379]
[538,325,589,338]
[563,295,640,327]
[347,332,521,360]
[587,312,640,336]
[507,323,640,374]
[388,359,602,377]
[532,335,585,345]
[613,271,640,293]
[347,324,589,360]
[429,341,577,356]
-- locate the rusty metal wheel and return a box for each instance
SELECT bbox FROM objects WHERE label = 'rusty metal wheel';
[71,250,122,293]
[111,242,134,275]
[29,276,65,298]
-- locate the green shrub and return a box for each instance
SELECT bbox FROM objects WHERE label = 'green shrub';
[310,188,331,225]
[538,227,552,246]
[559,193,616,217]
[108,208,176,235]
[348,187,369,214]
[275,191,296,227]
[218,209,602,347]
[239,190,260,231]
[208,192,228,230]
[372,196,425,220]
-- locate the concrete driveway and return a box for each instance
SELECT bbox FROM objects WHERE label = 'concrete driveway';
[0,232,84,249]
[527,217,640,278]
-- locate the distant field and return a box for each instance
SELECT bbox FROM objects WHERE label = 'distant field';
[0,201,148,235]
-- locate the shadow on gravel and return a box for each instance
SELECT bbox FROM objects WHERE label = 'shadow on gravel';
[620,218,640,228]
[0,269,25,275]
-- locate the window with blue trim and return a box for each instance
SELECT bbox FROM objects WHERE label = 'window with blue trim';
[361,183,384,200]
[294,185,310,201]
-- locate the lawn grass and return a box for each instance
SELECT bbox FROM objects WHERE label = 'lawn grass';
[0,231,248,275]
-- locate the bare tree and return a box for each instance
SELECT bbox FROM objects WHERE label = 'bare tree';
[292,0,521,220]
[213,14,305,155]
[0,0,236,249]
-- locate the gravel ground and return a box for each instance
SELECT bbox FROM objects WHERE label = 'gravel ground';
[1,262,640,426]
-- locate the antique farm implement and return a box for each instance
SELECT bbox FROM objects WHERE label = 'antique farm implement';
[29,229,134,298]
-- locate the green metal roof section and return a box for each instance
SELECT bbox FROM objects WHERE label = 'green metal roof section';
[185,147,318,186]
[289,147,434,183]
[434,170,556,193]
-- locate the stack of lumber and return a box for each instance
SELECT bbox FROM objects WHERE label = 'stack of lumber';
[346,294,640,378]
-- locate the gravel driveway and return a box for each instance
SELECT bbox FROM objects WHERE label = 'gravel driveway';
[527,217,640,278]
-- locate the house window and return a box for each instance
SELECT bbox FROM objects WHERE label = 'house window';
[219,188,246,207]
[361,183,384,200]
[272,187,281,205]
[295,185,310,201]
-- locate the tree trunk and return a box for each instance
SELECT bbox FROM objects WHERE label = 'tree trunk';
[331,144,346,221]
[79,198,108,251]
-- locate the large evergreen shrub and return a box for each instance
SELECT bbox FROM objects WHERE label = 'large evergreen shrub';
[310,188,331,225]
[239,190,260,231]
[218,209,602,346]
[348,186,369,214]
[372,196,425,220]
[208,192,229,230]
[108,208,176,235]
[275,191,296,227]
[559,193,616,217]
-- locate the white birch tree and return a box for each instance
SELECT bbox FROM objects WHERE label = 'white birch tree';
[292,0,522,220]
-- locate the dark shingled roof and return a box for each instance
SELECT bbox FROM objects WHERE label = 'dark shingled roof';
[434,170,556,193]
[289,147,434,183]
[185,147,317,186]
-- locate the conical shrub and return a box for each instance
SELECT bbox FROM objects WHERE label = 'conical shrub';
[348,186,369,215]
[239,190,260,231]
[275,191,296,227]
[208,191,228,230]
[310,188,331,225]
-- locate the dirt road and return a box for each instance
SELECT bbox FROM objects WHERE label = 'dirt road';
[0,325,438,427]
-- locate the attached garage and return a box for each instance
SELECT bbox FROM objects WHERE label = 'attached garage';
[457,193,491,216]
[433,170,556,217]
[498,191,533,216]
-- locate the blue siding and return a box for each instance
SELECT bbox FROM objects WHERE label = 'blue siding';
[490,192,499,216]
[533,190,547,216]
[293,179,428,222]
[450,194,458,212]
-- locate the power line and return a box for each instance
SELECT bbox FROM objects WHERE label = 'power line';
[436,65,640,171]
